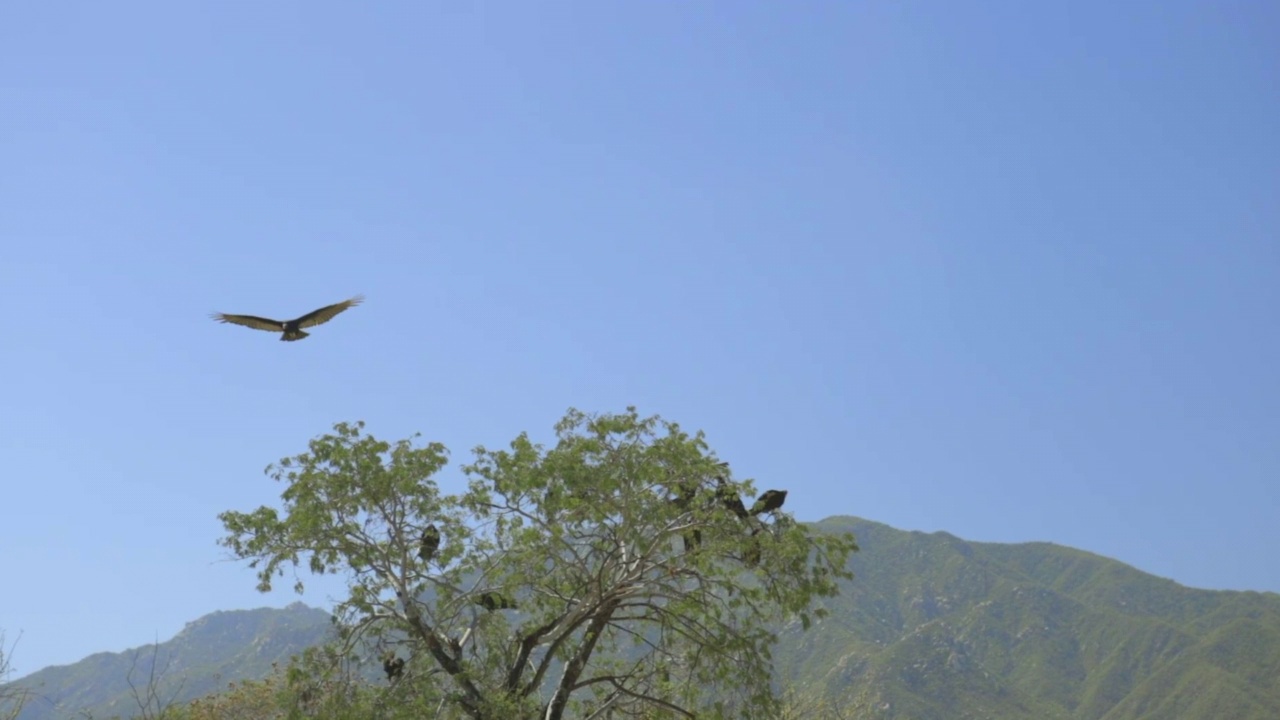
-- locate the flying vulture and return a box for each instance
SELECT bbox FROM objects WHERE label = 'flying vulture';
[210,295,364,341]
[750,489,788,516]
[418,524,441,564]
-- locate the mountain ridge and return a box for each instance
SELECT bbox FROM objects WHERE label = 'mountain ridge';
[6,516,1278,720]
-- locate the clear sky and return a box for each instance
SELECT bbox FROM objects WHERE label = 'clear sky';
[2,1,1276,677]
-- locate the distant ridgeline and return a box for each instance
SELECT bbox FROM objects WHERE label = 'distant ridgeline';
[7,519,1279,720]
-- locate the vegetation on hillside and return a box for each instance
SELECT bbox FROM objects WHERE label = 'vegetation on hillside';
[5,605,335,720]
[775,518,1280,720]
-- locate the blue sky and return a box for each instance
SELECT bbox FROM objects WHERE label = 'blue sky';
[2,1,1276,676]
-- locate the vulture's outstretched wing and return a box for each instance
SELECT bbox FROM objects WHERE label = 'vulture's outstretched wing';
[209,313,284,332]
[294,295,364,328]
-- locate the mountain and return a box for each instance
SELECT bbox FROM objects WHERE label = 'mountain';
[777,517,1280,719]
[6,602,335,720]
[6,518,1279,720]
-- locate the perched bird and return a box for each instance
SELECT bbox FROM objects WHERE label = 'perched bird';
[750,489,788,516]
[382,653,405,681]
[715,477,749,519]
[681,528,702,553]
[667,486,700,553]
[669,487,697,512]
[742,527,764,568]
[475,591,517,612]
[418,524,441,564]
[664,469,700,510]
[210,295,364,341]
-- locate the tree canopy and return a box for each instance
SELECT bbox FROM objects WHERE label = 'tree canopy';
[218,407,858,719]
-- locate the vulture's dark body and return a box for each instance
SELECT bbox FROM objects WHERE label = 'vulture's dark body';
[419,524,441,563]
[751,489,788,516]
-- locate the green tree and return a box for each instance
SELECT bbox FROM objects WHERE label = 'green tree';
[218,407,858,719]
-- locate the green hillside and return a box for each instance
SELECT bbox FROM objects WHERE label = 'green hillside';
[7,603,335,720]
[779,517,1280,719]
